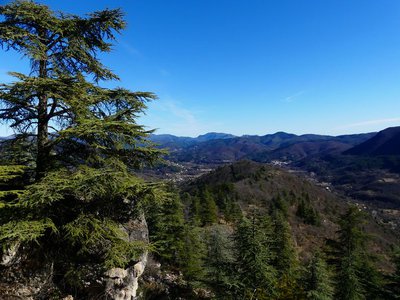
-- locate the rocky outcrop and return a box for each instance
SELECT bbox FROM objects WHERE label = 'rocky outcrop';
[104,214,149,300]
[0,214,150,300]
[0,250,55,299]
[1,242,20,267]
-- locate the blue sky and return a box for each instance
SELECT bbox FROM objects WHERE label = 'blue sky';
[1,0,400,137]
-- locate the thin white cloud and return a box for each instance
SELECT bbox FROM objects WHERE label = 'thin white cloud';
[282,90,305,103]
[336,118,400,130]
[163,101,197,126]
[146,99,222,136]
[119,41,141,57]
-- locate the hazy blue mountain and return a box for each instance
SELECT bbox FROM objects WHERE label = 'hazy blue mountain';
[195,132,236,142]
[152,131,375,163]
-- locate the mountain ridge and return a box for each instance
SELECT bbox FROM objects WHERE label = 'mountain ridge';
[345,126,400,156]
[150,130,377,163]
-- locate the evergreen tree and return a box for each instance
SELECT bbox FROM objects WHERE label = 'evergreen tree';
[188,194,203,225]
[335,207,366,300]
[180,225,206,281]
[271,194,289,217]
[387,246,400,299]
[304,252,334,300]
[201,188,218,225]
[271,210,302,299]
[271,210,298,277]
[147,188,185,266]
[204,225,236,297]
[0,1,164,295]
[233,212,277,298]
[335,206,384,300]
[0,1,160,179]
[296,194,321,226]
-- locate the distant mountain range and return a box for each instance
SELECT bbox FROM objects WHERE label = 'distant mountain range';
[150,130,378,163]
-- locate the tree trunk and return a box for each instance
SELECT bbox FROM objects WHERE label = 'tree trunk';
[35,58,49,181]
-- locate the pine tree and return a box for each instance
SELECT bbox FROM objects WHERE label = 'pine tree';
[387,247,400,299]
[0,1,164,295]
[180,225,206,281]
[233,212,277,298]
[147,188,185,266]
[201,188,218,225]
[335,206,384,300]
[304,252,334,300]
[271,210,302,299]
[296,194,320,226]
[271,210,298,277]
[205,225,236,297]
[335,207,366,300]
[0,1,160,179]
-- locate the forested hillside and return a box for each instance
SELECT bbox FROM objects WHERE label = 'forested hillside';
[143,160,400,299]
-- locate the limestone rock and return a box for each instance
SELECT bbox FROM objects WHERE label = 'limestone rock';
[104,214,149,300]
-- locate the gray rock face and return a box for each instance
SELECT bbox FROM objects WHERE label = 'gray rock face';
[104,214,149,300]
[0,242,20,267]
[0,254,55,299]
[0,214,149,300]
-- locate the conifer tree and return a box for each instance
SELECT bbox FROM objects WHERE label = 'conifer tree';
[335,206,384,300]
[0,0,160,179]
[304,252,334,300]
[335,207,366,300]
[271,210,298,276]
[205,225,235,296]
[233,212,277,297]
[271,210,302,299]
[189,194,203,225]
[147,188,185,266]
[0,1,164,295]
[201,188,218,225]
[387,247,400,299]
[180,225,206,281]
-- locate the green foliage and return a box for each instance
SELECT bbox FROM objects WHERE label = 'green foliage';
[297,193,321,226]
[271,210,302,299]
[271,210,298,277]
[304,252,334,300]
[270,194,289,217]
[180,225,206,281]
[0,1,166,297]
[201,188,218,225]
[0,0,162,179]
[334,206,384,300]
[204,225,236,296]
[0,164,29,227]
[188,194,202,225]
[63,214,147,269]
[17,162,160,210]
[212,183,241,221]
[0,0,166,281]
[233,212,277,297]
[386,246,400,299]
[147,189,186,265]
[0,137,36,166]
[0,218,57,247]
[0,165,26,182]
[184,183,241,225]
[0,163,163,274]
